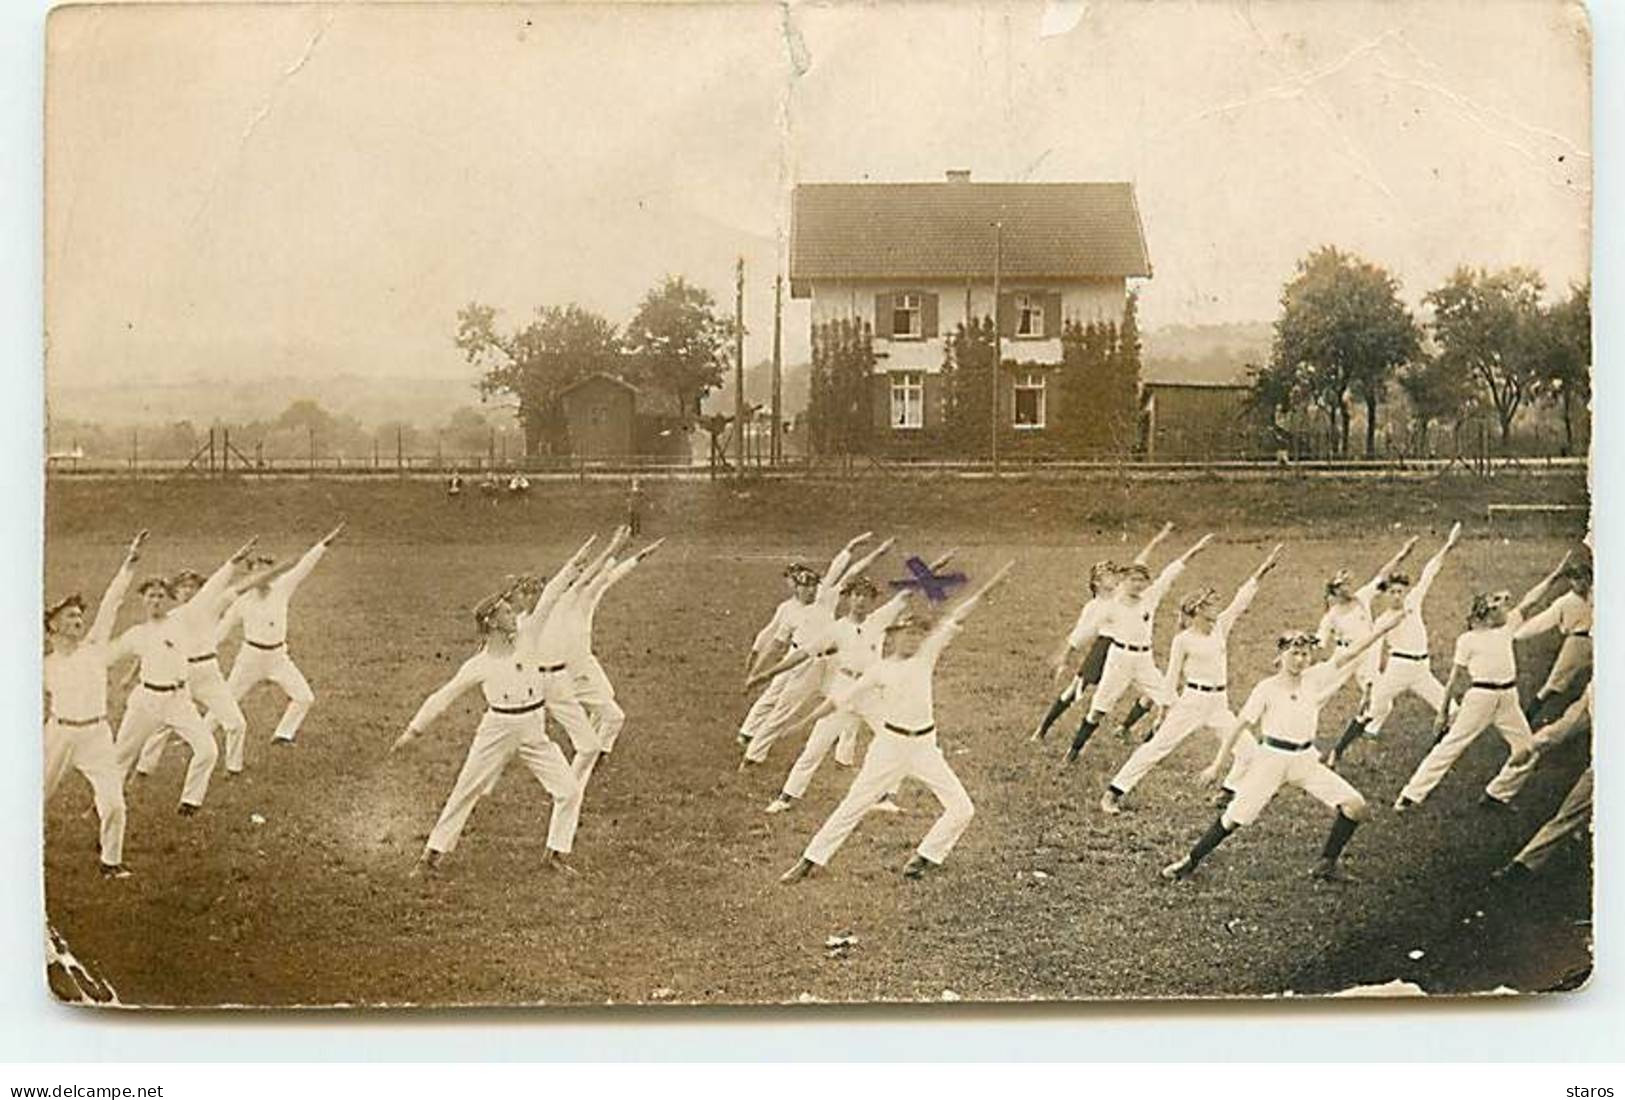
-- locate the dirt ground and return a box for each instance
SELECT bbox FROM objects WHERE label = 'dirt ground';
[41,473,1593,1007]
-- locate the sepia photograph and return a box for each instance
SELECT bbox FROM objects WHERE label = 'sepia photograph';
[39,0,1593,1010]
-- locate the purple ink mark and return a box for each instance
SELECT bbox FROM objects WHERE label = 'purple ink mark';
[890,556,968,603]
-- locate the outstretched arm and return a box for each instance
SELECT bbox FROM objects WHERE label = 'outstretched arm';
[88,531,146,646]
[392,656,482,752]
[1217,544,1282,635]
[1511,552,1573,628]
[1329,609,1403,673]
[1411,523,1462,607]
[1148,534,1213,606]
[830,536,896,596]
[1368,535,1421,591]
[281,523,346,593]
[921,561,1014,665]
[602,537,665,590]
[744,648,814,693]
[1132,522,1175,566]
[577,527,632,591]
[821,532,873,591]
[518,535,598,647]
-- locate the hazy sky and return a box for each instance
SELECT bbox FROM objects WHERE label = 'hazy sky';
[45,0,1590,394]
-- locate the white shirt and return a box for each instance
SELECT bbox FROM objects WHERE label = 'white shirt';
[173,562,240,660]
[1385,551,1449,656]
[1236,662,1354,746]
[44,563,135,721]
[407,647,545,730]
[117,616,190,687]
[1164,578,1257,691]
[1515,591,1592,640]
[1065,596,1110,650]
[835,621,961,733]
[1096,561,1185,648]
[1452,620,1524,684]
[217,543,327,647]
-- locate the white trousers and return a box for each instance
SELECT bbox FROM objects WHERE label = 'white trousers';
[1089,647,1171,716]
[1513,766,1593,871]
[804,730,973,868]
[216,644,315,770]
[571,657,626,753]
[1224,742,1361,828]
[1109,689,1252,796]
[1484,689,1593,803]
[136,659,247,774]
[426,712,582,856]
[744,659,828,763]
[1365,655,1446,734]
[114,686,216,807]
[1538,635,1592,697]
[1399,687,1532,805]
[45,719,126,866]
[539,669,603,782]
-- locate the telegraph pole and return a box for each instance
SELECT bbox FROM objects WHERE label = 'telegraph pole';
[734,256,746,475]
[771,273,784,465]
[991,220,1003,476]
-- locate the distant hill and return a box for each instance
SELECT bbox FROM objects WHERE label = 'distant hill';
[1141,321,1272,386]
[702,359,812,419]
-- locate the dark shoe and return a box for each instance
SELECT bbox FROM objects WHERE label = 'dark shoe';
[1392,796,1416,814]
[1491,861,1532,884]
[1478,793,1517,813]
[271,737,296,749]
[1099,789,1124,816]
[1160,856,1193,882]
[408,850,444,878]
[1210,788,1235,809]
[902,854,935,879]
[176,803,201,818]
[779,858,815,885]
[98,862,132,880]
[1308,858,1360,883]
[542,850,578,876]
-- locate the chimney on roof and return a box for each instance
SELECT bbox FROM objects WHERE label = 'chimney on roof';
[945,169,971,183]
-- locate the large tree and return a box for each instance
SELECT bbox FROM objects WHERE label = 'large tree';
[1396,353,1475,456]
[1424,266,1546,447]
[1539,281,1591,455]
[1267,246,1421,457]
[456,302,621,456]
[622,275,734,420]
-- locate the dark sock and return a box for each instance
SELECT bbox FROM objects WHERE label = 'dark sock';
[1123,698,1150,733]
[1321,810,1361,861]
[1036,694,1073,738]
[1332,717,1367,759]
[1068,716,1101,758]
[1523,695,1548,726]
[1186,815,1234,869]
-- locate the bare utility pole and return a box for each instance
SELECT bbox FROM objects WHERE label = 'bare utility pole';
[734,256,746,474]
[771,272,784,465]
[991,220,1003,477]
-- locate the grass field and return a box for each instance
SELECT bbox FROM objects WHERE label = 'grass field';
[42,473,1593,1006]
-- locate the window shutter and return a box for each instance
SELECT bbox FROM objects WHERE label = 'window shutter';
[1044,291,1062,339]
[922,292,939,338]
[874,293,890,338]
[997,293,1015,337]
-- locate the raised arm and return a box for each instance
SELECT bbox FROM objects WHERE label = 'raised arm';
[518,536,598,647]
[1217,544,1281,636]
[600,537,665,592]
[1511,552,1573,628]
[185,535,260,616]
[821,532,873,591]
[1148,534,1212,605]
[1411,523,1462,606]
[830,536,896,595]
[1368,535,1420,592]
[280,523,346,593]
[1132,522,1175,566]
[1329,608,1402,672]
[88,531,146,645]
[576,527,632,591]
[920,561,1014,665]
[392,656,483,751]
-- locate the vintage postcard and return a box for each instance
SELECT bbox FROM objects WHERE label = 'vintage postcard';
[42,0,1591,1007]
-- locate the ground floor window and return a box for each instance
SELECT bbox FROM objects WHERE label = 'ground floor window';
[891,371,924,429]
[1014,371,1046,429]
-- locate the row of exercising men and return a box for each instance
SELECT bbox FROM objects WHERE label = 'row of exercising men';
[43,525,343,878]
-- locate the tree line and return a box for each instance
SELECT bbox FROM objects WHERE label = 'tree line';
[1251,247,1591,457]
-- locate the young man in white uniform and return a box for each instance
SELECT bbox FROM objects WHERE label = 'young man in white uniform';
[1326,524,1462,769]
[1064,533,1214,763]
[44,531,146,877]
[1031,523,1173,743]
[1492,684,1593,881]
[513,536,608,779]
[1100,544,1281,815]
[112,576,219,815]
[211,523,345,771]
[741,535,895,766]
[1515,558,1592,726]
[392,590,582,876]
[780,562,1014,883]
[133,538,267,778]
[1317,536,1419,753]
[1393,554,1571,812]
[1161,611,1402,883]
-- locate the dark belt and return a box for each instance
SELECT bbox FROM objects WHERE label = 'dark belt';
[142,681,182,693]
[1390,651,1429,662]
[490,700,545,716]
[52,714,106,728]
[536,662,568,674]
[1568,631,1590,639]
[1185,682,1226,693]
[1471,680,1517,691]
[246,639,285,650]
[1263,736,1313,752]
[188,653,219,664]
[884,722,936,738]
[1111,640,1151,653]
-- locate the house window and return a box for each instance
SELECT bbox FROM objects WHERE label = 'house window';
[891,372,924,429]
[1014,371,1046,429]
[1016,294,1044,338]
[892,293,922,339]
